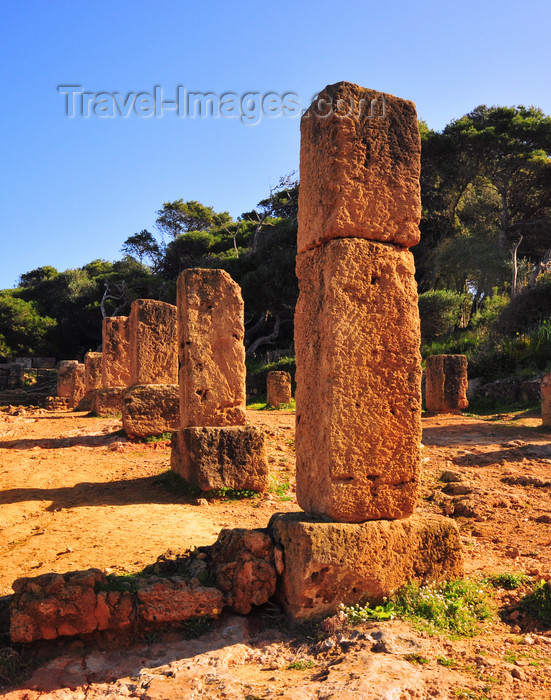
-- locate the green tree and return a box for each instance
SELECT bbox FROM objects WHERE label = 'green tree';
[0,295,57,355]
[121,229,160,267]
[155,200,232,239]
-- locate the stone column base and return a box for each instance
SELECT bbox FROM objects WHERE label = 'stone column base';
[92,387,126,416]
[171,426,269,492]
[269,512,464,619]
[122,384,179,438]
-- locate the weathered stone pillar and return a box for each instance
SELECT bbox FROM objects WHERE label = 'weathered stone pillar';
[93,317,131,416]
[542,373,551,427]
[122,300,179,437]
[270,82,463,617]
[425,354,468,413]
[295,83,422,523]
[171,269,268,491]
[101,317,131,389]
[78,352,102,410]
[128,299,178,386]
[84,352,103,395]
[57,360,86,409]
[266,371,292,408]
[177,269,245,428]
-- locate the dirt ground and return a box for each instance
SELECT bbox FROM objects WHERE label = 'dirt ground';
[3,405,551,698]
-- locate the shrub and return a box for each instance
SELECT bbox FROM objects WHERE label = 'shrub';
[418,290,471,340]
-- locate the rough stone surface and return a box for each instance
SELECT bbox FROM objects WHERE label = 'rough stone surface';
[57,362,86,409]
[266,370,292,408]
[209,528,278,614]
[78,352,103,410]
[171,426,268,492]
[10,569,133,643]
[137,577,223,624]
[129,299,178,386]
[56,361,78,398]
[295,238,422,522]
[542,373,551,427]
[297,81,421,254]
[269,513,464,619]
[92,387,126,416]
[84,352,103,394]
[425,354,469,413]
[177,269,246,427]
[122,384,179,437]
[102,317,131,388]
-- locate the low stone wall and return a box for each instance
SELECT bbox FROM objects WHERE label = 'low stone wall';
[9,528,279,643]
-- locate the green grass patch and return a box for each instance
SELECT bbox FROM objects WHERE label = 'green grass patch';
[269,477,292,501]
[484,572,530,590]
[393,579,493,637]
[208,486,260,500]
[287,659,315,670]
[437,655,457,667]
[154,469,260,501]
[339,602,394,623]
[405,653,430,665]
[141,431,173,443]
[521,581,551,625]
[247,398,296,411]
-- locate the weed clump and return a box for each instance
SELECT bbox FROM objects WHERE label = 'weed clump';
[521,580,551,625]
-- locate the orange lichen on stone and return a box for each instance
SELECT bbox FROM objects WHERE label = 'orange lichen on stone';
[129,300,178,386]
[177,269,246,427]
[101,317,131,388]
[297,81,421,254]
[294,238,422,522]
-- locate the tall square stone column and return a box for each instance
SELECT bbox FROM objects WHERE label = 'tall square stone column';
[425,354,469,413]
[295,82,423,523]
[122,299,179,437]
[171,269,267,491]
[128,299,178,386]
[272,81,463,618]
[93,316,131,416]
[177,269,246,428]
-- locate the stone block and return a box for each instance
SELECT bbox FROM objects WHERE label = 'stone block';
[294,238,422,522]
[102,316,131,388]
[209,528,278,614]
[266,370,292,408]
[57,361,86,409]
[84,352,103,394]
[137,577,223,624]
[92,387,125,416]
[122,384,179,438]
[56,360,79,398]
[425,354,469,413]
[297,81,421,254]
[177,268,246,427]
[542,373,551,427]
[269,513,464,619]
[171,426,268,492]
[129,299,178,385]
[10,569,133,643]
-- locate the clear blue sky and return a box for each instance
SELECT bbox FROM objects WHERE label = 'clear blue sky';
[1,0,550,289]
